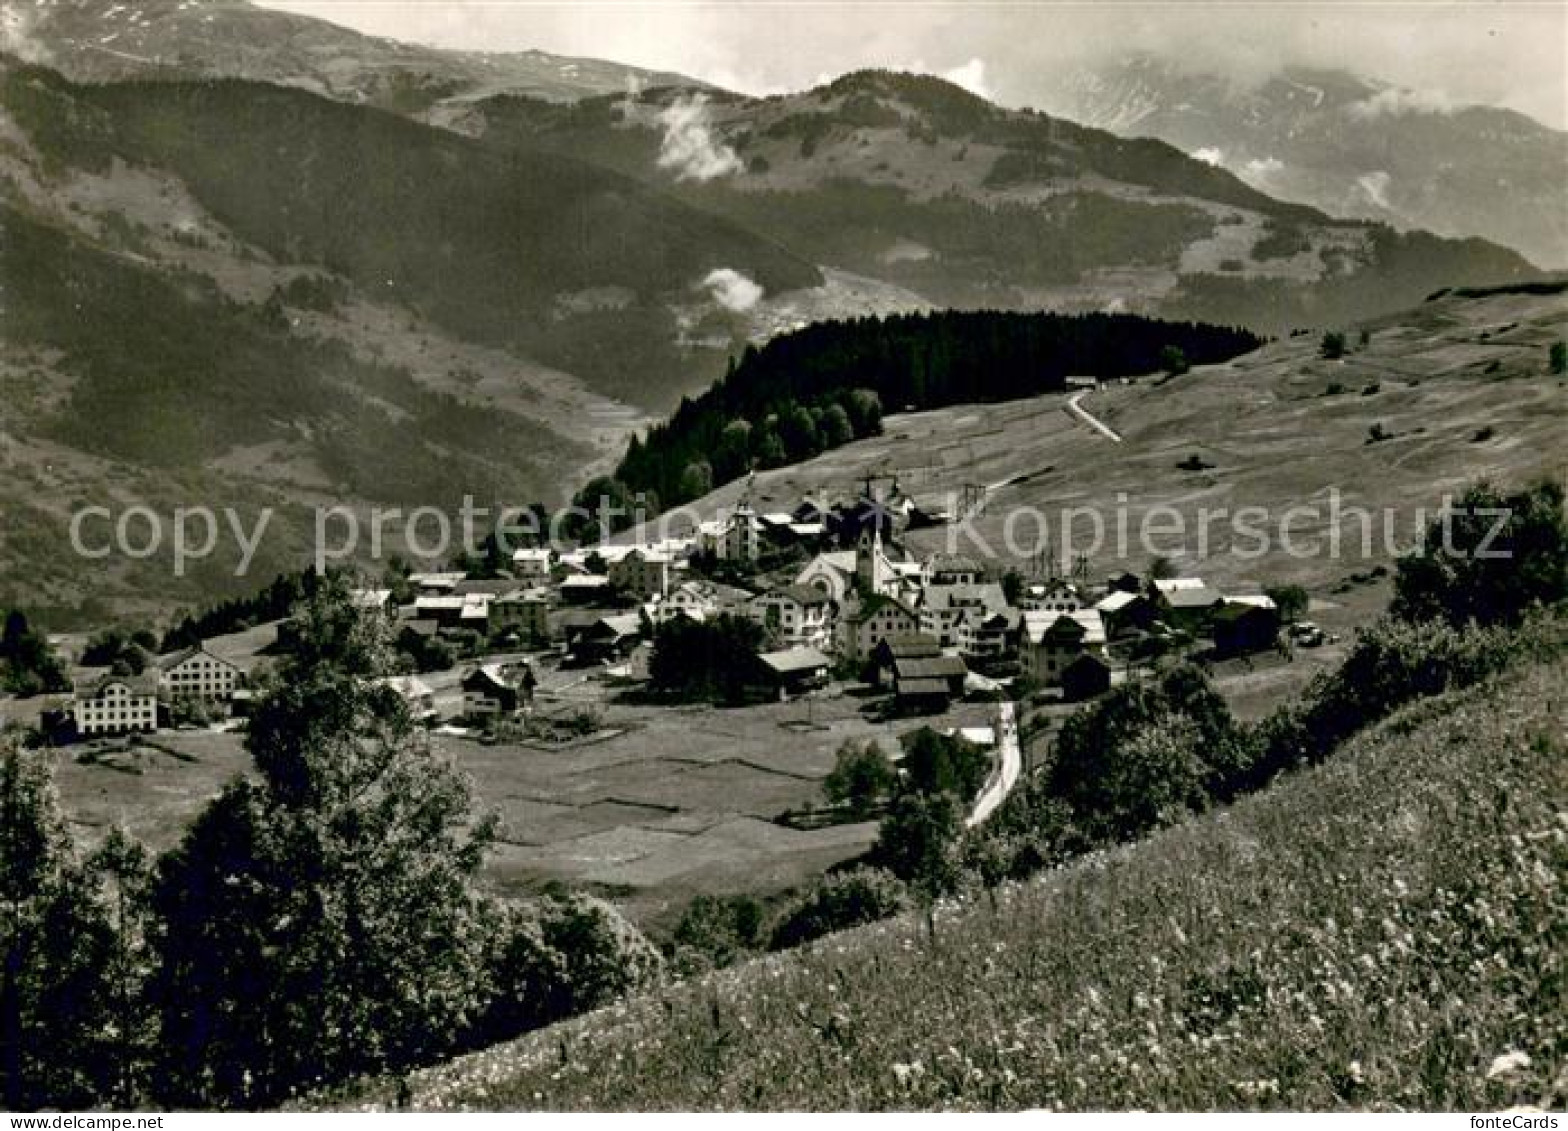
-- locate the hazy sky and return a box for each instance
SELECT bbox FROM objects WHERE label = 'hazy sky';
[257,1,1567,128]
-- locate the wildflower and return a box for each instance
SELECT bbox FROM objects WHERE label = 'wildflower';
[1486,1050,1532,1080]
[1347,1060,1365,1085]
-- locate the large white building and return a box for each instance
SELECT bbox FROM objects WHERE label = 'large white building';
[73,674,160,736]
[750,585,836,650]
[1019,609,1108,684]
[158,645,242,702]
[607,548,672,600]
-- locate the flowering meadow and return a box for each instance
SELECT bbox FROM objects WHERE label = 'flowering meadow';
[333,654,1565,1111]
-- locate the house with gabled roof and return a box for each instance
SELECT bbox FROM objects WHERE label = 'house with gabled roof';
[1020,609,1108,685]
[750,584,836,650]
[841,593,921,662]
[461,662,535,720]
[749,646,831,700]
[158,644,242,703]
[73,672,161,737]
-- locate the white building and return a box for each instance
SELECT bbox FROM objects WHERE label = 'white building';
[74,674,160,736]
[750,585,836,650]
[511,547,553,582]
[158,645,242,702]
[840,594,921,662]
[607,548,671,599]
[1019,609,1108,684]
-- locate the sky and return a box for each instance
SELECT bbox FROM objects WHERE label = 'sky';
[256,1,1567,128]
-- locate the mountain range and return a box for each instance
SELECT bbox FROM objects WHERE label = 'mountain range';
[1035,55,1568,268]
[0,0,1552,618]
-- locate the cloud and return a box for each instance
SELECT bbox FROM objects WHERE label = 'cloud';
[940,58,991,99]
[701,268,764,312]
[1191,146,1226,167]
[657,94,743,182]
[1240,156,1286,185]
[1347,87,1455,120]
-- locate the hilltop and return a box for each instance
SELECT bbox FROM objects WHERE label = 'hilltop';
[325,647,1568,1110]
[472,69,1534,333]
[635,286,1568,595]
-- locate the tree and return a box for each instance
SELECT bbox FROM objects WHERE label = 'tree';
[872,791,962,897]
[1320,330,1347,359]
[0,738,118,1110]
[1264,584,1309,623]
[0,612,66,697]
[1390,480,1568,629]
[1159,345,1189,376]
[86,828,156,1107]
[647,615,765,705]
[670,893,766,970]
[822,740,897,816]
[1550,340,1566,375]
[899,727,989,801]
[769,868,907,950]
[147,577,498,1107]
[819,402,854,447]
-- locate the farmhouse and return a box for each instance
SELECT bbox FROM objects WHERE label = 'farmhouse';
[1151,578,1224,632]
[750,646,831,700]
[158,644,242,702]
[569,614,642,664]
[889,652,969,698]
[73,673,161,737]
[1213,601,1283,657]
[462,663,534,720]
[1020,609,1108,684]
[1095,589,1155,638]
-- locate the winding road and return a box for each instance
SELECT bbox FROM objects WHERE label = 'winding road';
[1066,391,1123,443]
[967,700,1021,827]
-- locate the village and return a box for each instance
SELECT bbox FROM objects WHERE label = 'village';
[39,471,1313,744]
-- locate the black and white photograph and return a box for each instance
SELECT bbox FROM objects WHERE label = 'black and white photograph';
[0,0,1564,1115]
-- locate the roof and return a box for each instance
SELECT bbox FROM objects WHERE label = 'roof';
[1095,590,1144,613]
[875,633,943,659]
[922,583,1009,614]
[157,644,240,673]
[74,672,160,698]
[763,584,835,608]
[1214,601,1279,624]
[348,588,392,608]
[378,674,434,700]
[462,664,515,692]
[1222,594,1279,611]
[757,646,831,675]
[511,548,552,563]
[1022,609,1107,646]
[589,613,642,639]
[560,574,611,589]
[1153,578,1209,593]
[1163,585,1223,610]
[494,587,551,604]
[928,553,983,575]
[895,677,952,698]
[408,571,465,589]
[850,594,918,623]
[892,655,968,681]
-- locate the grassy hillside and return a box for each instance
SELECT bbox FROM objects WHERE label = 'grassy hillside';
[329,652,1567,1111]
[644,287,1568,596]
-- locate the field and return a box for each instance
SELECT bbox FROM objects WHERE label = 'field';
[46,658,995,928]
[327,651,1568,1112]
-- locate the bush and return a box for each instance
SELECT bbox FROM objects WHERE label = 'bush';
[769,868,908,950]
[670,894,767,972]
[1391,480,1568,629]
[478,894,662,1044]
[1320,330,1347,359]
[822,739,897,816]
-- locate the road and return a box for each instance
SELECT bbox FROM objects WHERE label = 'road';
[967,700,1021,827]
[1066,391,1123,443]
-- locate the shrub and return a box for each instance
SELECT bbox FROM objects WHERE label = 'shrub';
[670,894,766,971]
[769,868,908,950]
[822,739,897,816]
[1320,330,1347,359]
[1391,480,1568,628]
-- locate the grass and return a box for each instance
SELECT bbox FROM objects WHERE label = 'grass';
[326,652,1567,1110]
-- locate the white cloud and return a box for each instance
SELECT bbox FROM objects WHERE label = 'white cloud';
[1347,86,1456,120]
[701,268,764,312]
[1192,146,1226,167]
[657,94,743,182]
[940,58,991,99]
[1240,156,1286,186]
